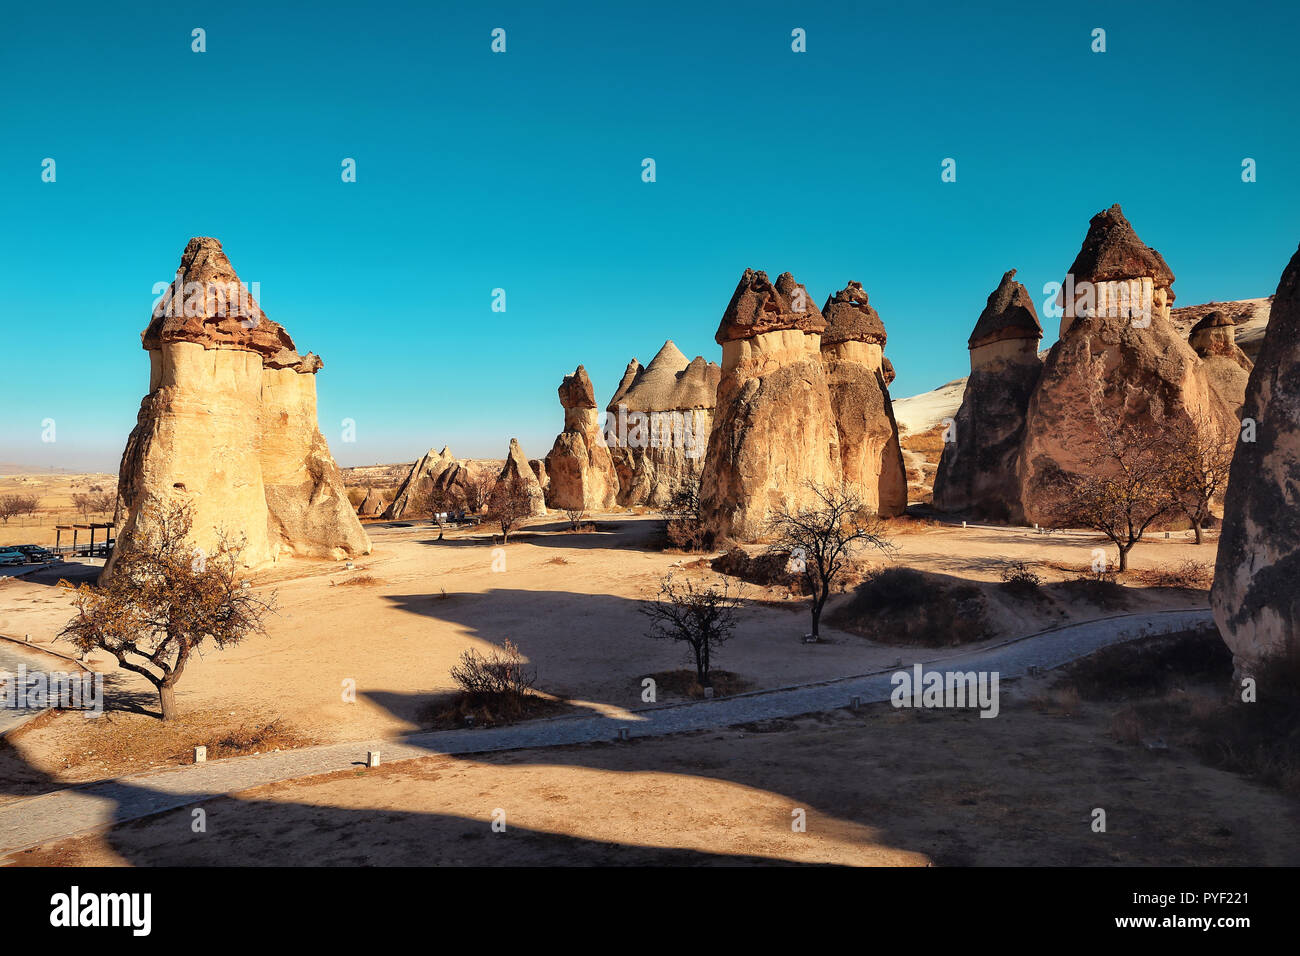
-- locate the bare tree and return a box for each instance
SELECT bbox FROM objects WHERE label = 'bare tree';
[641,572,744,688]
[765,482,896,641]
[1166,411,1236,544]
[1044,413,1177,573]
[0,494,39,524]
[563,506,587,531]
[464,470,495,514]
[486,476,533,544]
[660,477,709,551]
[59,502,275,720]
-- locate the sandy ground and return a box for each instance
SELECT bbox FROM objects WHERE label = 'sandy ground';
[0,513,1216,788]
[10,681,1296,867]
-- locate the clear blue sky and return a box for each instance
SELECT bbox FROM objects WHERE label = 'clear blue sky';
[2,0,1296,470]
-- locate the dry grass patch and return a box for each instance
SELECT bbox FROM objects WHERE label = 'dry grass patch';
[900,424,949,456]
[1056,628,1300,796]
[419,692,577,730]
[641,669,754,700]
[1128,560,1214,590]
[827,567,990,647]
[335,574,381,587]
[22,708,316,779]
[879,514,940,535]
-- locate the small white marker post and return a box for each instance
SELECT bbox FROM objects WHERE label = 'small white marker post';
[194,746,207,763]
[368,751,380,768]
[961,520,967,528]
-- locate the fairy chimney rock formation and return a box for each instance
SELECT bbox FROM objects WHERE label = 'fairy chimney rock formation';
[700,269,841,541]
[544,365,618,512]
[932,270,1044,521]
[1189,310,1254,415]
[494,438,547,516]
[604,341,721,508]
[107,237,370,576]
[1058,203,1175,338]
[1020,208,1236,527]
[1213,243,1300,678]
[358,487,386,517]
[382,446,458,519]
[819,282,906,516]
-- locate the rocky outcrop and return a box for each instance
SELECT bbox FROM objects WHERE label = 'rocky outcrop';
[1172,297,1272,363]
[382,446,457,519]
[358,488,386,517]
[604,341,721,508]
[530,459,549,496]
[107,237,369,576]
[493,438,547,516]
[1212,243,1300,678]
[1188,310,1254,415]
[700,269,841,542]
[1020,207,1236,526]
[543,365,618,512]
[819,282,906,516]
[933,270,1044,521]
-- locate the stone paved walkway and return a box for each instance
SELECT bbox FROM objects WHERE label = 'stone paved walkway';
[0,607,1212,856]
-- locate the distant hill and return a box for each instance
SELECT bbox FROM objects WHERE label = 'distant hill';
[0,464,82,476]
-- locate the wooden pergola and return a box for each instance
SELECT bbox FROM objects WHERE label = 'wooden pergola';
[54,522,115,557]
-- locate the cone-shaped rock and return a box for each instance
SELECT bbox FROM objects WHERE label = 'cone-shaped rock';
[1188,311,1254,415]
[819,282,906,516]
[1058,203,1175,338]
[933,269,1044,521]
[700,270,841,541]
[383,446,457,519]
[493,438,547,516]
[1212,243,1300,678]
[604,341,720,508]
[1019,208,1237,527]
[358,487,386,517]
[107,237,370,576]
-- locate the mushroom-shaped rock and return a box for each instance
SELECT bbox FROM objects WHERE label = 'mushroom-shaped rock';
[700,269,841,541]
[107,237,370,578]
[933,269,1044,521]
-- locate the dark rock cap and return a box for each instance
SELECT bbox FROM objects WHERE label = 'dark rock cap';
[142,237,320,372]
[715,268,826,344]
[821,281,887,347]
[1065,204,1176,293]
[1190,309,1234,333]
[968,269,1043,348]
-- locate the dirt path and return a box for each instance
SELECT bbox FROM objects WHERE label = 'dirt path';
[0,607,1210,857]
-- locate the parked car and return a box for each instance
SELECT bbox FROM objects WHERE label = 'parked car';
[0,551,29,567]
[13,545,57,563]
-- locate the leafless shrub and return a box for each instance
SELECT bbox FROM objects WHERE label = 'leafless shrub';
[765,482,896,640]
[641,572,743,687]
[449,640,537,702]
[661,477,711,552]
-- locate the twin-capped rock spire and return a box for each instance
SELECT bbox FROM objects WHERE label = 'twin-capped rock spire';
[106,238,370,576]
